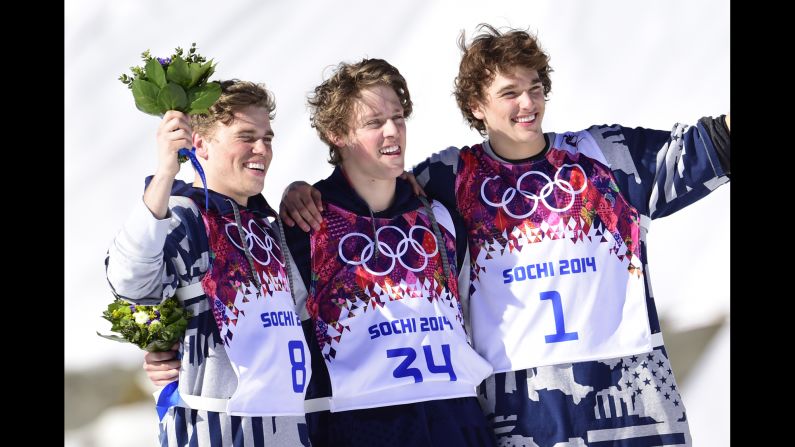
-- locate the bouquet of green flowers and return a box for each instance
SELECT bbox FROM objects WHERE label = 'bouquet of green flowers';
[119,42,220,118]
[121,43,220,210]
[97,297,191,352]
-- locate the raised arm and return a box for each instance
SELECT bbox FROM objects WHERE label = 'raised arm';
[105,112,207,303]
[145,110,193,219]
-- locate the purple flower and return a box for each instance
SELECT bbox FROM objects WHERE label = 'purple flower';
[157,57,171,66]
[129,304,136,312]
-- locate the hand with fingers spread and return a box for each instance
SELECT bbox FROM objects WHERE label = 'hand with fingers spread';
[279,181,324,232]
[143,343,182,387]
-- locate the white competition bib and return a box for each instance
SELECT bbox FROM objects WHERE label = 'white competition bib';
[201,208,310,416]
[325,286,492,412]
[470,221,651,373]
[457,142,652,373]
[308,203,492,412]
[215,286,309,416]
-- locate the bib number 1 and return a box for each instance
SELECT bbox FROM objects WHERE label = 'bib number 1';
[540,290,578,343]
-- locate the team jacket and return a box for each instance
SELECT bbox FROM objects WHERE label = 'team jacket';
[106,180,311,446]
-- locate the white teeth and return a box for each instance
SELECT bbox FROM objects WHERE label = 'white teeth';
[244,162,265,170]
[514,114,536,123]
[379,145,400,155]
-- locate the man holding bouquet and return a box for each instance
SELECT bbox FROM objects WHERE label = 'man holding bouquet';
[105,79,313,446]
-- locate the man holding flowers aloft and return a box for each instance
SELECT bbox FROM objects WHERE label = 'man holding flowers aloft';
[105,78,312,446]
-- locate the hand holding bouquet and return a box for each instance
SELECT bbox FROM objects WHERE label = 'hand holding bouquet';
[97,297,191,352]
[119,42,221,208]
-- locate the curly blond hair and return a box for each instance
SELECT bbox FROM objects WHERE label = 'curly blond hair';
[308,58,412,165]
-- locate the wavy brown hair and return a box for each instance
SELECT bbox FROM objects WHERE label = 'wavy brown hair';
[191,79,276,138]
[308,58,413,165]
[454,24,552,136]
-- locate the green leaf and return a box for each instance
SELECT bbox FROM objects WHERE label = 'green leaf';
[158,82,188,112]
[188,60,214,88]
[145,339,177,352]
[188,82,222,114]
[96,332,133,344]
[145,58,167,88]
[166,55,191,88]
[202,60,216,81]
[131,79,164,115]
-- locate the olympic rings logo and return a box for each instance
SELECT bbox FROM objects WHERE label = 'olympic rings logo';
[224,220,284,267]
[338,225,438,276]
[480,163,587,218]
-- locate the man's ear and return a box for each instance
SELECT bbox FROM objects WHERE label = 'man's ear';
[193,132,209,160]
[328,132,346,150]
[470,102,486,121]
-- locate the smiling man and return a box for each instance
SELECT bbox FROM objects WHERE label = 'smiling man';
[411,24,731,446]
[105,80,313,446]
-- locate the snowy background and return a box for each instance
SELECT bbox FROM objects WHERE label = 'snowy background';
[65,0,730,445]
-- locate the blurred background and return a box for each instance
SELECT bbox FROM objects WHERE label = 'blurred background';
[65,0,730,445]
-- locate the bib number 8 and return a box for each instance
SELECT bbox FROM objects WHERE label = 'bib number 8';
[288,340,306,393]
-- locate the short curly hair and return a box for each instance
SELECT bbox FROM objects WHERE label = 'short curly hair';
[454,24,553,136]
[308,58,413,165]
[191,79,276,138]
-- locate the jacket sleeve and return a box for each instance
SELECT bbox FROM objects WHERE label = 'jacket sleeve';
[586,118,730,219]
[105,197,209,304]
[412,146,461,214]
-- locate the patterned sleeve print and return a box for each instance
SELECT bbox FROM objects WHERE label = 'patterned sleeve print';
[587,122,729,219]
[105,196,211,305]
[160,197,211,298]
[412,146,461,213]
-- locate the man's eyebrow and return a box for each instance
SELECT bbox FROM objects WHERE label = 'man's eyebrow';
[496,83,519,95]
[496,77,543,94]
[236,129,274,137]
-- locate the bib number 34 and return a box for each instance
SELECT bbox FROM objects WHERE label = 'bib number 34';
[387,344,457,383]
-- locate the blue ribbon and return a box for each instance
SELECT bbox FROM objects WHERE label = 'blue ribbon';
[155,380,181,421]
[178,147,209,211]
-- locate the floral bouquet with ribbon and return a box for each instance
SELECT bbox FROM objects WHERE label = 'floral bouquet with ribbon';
[119,42,221,210]
[97,297,191,352]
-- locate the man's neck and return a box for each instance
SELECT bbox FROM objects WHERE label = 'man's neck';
[340,166,396,213]
[490,134,546,161]
[192,177,248,206]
